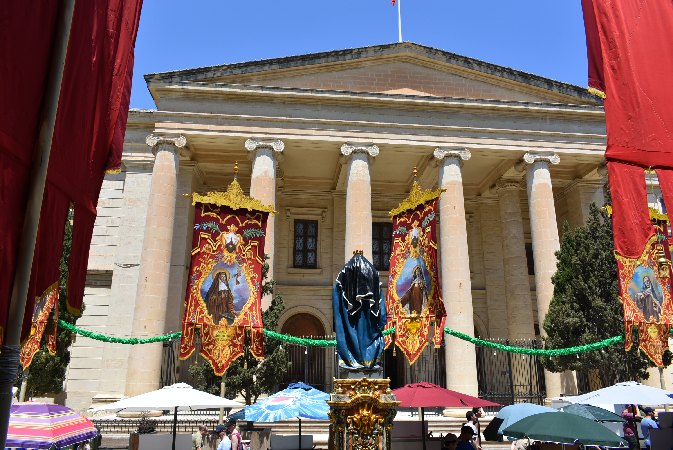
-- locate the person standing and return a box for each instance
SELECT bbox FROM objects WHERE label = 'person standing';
[442,433,458,450]
[226,419,243,450]
[216,424,232,450]
[622,405,642,450]
[472,407,484,450]
[641,407,659,450]
[464,411,481,450]
[192,425,209,450]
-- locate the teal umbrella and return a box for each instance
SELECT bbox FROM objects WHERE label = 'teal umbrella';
[502,412,625,447]
[560,403,625,423]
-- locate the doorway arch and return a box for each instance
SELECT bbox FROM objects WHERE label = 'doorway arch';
[280,312,328,391]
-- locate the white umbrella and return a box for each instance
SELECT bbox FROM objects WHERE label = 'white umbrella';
[563,381,673,406]
[92,383,243,450]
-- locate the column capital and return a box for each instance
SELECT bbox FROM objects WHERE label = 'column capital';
[245,138,285,154]
[433,147,471,164]
[596,162,608,178]
[145,134,190,158]
[494,178,523,194]
[340,143,379,158]
[521,151,560,167]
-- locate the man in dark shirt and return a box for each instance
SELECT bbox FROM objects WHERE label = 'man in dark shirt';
[622,404,642,450]
[457,425,477,450]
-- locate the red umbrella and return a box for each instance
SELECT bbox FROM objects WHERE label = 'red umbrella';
[393,382,500,450]
[393,382,501,408]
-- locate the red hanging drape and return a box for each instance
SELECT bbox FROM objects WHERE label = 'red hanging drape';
[583,0,673,365]
[0,0,143,347]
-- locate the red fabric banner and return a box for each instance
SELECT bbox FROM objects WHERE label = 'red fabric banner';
[1,0,143,348]
[583,1,673,364]
[19,283,58,368]
[179,186,270,375]
[384,190,446,364]
[583,0,673,168]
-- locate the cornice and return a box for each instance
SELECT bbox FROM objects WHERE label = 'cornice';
[148,82,605,119]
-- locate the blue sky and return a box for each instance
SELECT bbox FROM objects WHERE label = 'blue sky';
[131,0,588,110]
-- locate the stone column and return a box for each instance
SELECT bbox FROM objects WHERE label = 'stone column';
[341,143,378,262]
[434,147,479,396]
[522,151,569,398]
[246,138,284,310]
[125,134,188,397]
[495,180,536,340]
[478,198,509,339]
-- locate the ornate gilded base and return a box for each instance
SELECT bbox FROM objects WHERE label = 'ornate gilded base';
[328,378,399,450]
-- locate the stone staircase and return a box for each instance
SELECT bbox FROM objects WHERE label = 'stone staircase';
[100,414,512,450]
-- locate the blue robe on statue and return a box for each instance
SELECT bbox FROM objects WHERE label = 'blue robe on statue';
[332,253,387,370]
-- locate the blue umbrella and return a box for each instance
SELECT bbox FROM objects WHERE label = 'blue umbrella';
[483,403,558,441]
[229,383,329,450]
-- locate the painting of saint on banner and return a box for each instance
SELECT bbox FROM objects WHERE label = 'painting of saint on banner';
[179,178,274,375]
[618,226,673,366]
[384,182,446,364]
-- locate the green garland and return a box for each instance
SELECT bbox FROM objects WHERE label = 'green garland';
[58,320,181,345]
[442,327,624,356]
[59,319,623,355]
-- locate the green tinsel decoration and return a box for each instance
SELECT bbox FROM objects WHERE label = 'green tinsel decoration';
[58,320,181,345]
[59,319,626,355]
[443,327,624,356]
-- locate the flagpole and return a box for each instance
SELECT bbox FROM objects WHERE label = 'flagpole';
[397,0,403,42]
[0,1,76,448]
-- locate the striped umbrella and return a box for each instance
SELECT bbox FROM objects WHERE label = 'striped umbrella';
[6,403,98,449]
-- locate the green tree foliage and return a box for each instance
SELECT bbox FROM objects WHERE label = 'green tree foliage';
[16,211,77,397]
[543,204,668,386]
[189,257,291,404]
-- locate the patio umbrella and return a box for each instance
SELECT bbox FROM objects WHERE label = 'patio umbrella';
[228,382,329,450]
[502,411,625,447]
[392,382,500,450]
[482,403,557,441]
[6,402,98,449]
[562,381,673,406]
[91,382,243,450]
[559,403,625,423]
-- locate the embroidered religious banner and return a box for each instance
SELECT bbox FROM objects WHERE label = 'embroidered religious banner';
[19,283,59,368]
[179,178,274,375]
[608,163,673,365]
[582,1,673,365]
[384,182,446,364]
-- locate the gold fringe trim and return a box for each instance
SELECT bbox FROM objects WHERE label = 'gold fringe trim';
[614,234,659,265]
[588,86,606,99]
[389,181,444,217]
[602,205,668,222]
[190,178,276,213]
[105,167,122,175]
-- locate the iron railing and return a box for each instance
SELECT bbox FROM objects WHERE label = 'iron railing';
[476,338,546,409]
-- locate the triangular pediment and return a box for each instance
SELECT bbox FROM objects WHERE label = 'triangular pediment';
[146,42,598,105]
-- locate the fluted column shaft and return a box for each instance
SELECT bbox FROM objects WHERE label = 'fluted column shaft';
[246,138,284,310]
[434,148,478,396]
[125,135,186,396]
[341,144,378,262]
[496,181,536,340]
[524,151,565,398]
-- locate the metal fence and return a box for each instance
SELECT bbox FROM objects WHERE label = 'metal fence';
[281,335,333,393]
[475,338,546,409]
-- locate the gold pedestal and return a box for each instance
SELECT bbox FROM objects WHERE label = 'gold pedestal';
[328,378,399,450]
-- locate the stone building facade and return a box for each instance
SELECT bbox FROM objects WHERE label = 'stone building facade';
[63,42,609,411]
